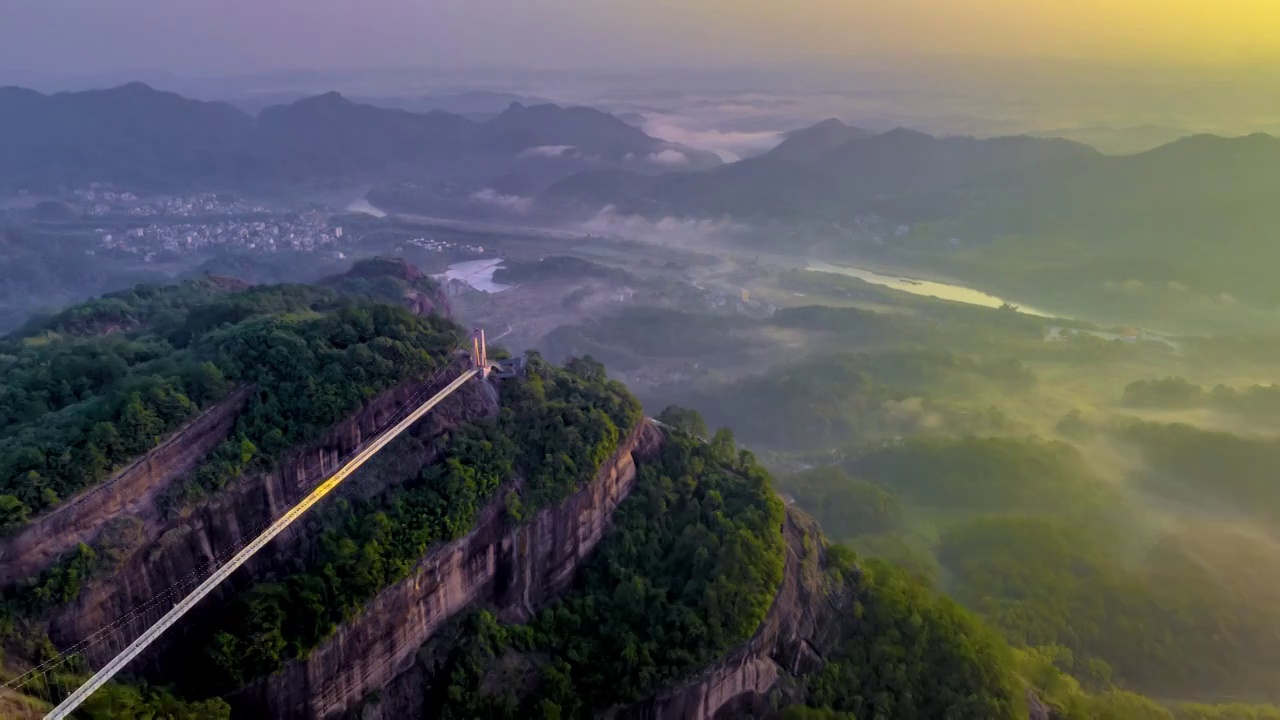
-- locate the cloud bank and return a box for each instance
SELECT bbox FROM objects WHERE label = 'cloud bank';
[640,113,786,162]
[470,188,533,214]
[645,149,690,166]
[518,145,577,159]
[578,205,747,245]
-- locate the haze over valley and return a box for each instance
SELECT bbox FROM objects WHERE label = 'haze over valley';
[4,5,1280,720]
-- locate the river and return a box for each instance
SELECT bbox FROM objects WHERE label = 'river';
[438,258,513,293]
[345,197,387,218]
[806,260,1055,318]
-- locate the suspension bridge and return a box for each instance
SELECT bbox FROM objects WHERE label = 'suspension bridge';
[4,330,502,719]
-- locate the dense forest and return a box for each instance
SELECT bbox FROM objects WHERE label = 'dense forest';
[533,257,1280,718]
[0,258,450,530]
[1,268,669,716]
[430,429,785,718]
[8,255,1280,719]
[1123,376,1280,417]
[799,551,1025,720]
[425,425,1037,720]
[650,350,1030,451]
[778,435,1280,715]
[0,224,171,336]
[847,435,1112,516]
[1114,419,1280,525]
[187,355,642,693]
[0,262,462,716]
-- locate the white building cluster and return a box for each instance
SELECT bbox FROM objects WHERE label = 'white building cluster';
[96,215,342,257]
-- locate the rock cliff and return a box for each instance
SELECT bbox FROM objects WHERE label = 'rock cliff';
[0,385,253,588]
[614,506,1044,720]
[40,366,498,673]
[231,420,663,720]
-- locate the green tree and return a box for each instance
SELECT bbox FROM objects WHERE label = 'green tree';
[656,405,709,438]
[782,466,905,538]
[0,493,30,532]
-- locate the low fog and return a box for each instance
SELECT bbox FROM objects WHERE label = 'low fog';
[5,5,1280,714]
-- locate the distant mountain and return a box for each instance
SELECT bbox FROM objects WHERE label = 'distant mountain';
[1030,123,1195,155]
[616,112,650,128]
[544,126,1097,220]
[953,132,1280,248]
[626,156,838,219]
[254,91,477,180]
[0,83,257,188]
[764,119,870,162]
[414,90,555,117]
[876,129,1280,328]
[0,83,718,191]
[541,169,666,210]
[368,91,553,120]
[547,120,1280,320]
[225,91,309,117]
[548,123,1280,251]
[812,129,1098,205]
[966,132,1280,276]
[485,101,721,167]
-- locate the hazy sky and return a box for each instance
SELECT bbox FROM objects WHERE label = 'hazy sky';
[3,0,1279,81]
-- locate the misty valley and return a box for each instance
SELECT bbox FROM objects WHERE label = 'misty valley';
[3,74,1280,720]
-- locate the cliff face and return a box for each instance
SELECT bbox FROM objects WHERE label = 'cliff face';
[232,421,664,720]
[619,506,1043,720]
[0,385,253,588]
[43,368,498,672]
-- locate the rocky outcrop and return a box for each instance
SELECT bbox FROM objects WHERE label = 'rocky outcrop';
[0,385,253,588]
[610,509,831,720]
[402,286,450,319]
[45,366,498,672]
[1027,689,1054,720]
[232,421,663,720]
[322,256,451,318]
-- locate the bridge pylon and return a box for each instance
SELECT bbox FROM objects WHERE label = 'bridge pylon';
[472,328,490,378]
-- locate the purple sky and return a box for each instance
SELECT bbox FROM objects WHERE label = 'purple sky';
[5,0,1279,91]
[1,0,680,80]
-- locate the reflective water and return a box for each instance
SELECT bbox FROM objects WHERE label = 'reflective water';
[806,260,1053,317]
[442,258,512,293]
[345,197,387,218]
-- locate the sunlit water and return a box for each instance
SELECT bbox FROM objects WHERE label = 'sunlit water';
[441,258,513,293]
[806,260,1053,317]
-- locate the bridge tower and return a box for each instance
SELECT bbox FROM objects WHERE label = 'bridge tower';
[472,328,490,378]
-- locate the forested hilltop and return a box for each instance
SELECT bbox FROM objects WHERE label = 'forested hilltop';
[0,259,465,716]
[0,257,452,528]
[4,264,1279,720]
[535,260,1280,718]
[0,265,1034,719]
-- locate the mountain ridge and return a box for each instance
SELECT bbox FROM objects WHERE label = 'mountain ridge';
[0,83,720,190]
[763,118,871,162]
[543,117,1278,224]
[543,121,1102,220]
